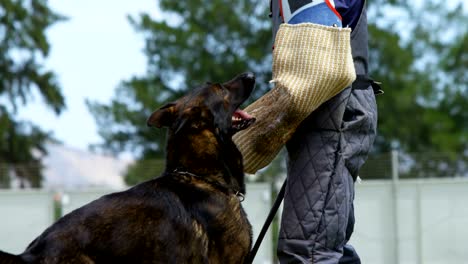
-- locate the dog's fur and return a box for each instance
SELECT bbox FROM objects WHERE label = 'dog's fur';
[0,73,256,264]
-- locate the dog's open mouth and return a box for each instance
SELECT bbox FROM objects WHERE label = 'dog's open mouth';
[232,109,255,133]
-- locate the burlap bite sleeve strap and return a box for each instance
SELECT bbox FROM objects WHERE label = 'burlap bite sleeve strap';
[233,23,356,174]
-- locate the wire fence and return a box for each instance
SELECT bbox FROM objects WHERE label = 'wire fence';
[0,151,467,189]
[360,151,468,180]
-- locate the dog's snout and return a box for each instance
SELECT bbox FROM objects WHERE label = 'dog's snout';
[223,72,255,99]
[242,72,255,81]
[240,72,255,89]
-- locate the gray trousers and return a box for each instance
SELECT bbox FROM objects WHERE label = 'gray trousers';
[278,86,377,263]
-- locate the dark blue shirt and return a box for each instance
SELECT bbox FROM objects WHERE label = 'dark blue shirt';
[284,0,365,29]
[334,0,365,29]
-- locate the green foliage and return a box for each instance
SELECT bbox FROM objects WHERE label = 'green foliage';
[0,0,66,187]
[368,0,467,153]
[89,0,467,183]
[360,0,468,178]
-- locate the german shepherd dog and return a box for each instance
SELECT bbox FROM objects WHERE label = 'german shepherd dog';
[0,72,256,264]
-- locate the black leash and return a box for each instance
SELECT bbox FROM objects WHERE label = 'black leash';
[245,178,287,264]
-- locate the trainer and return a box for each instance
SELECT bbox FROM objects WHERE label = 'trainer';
[272,1,378,263]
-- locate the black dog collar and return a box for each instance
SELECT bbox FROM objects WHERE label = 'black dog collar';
[172,169,245,202]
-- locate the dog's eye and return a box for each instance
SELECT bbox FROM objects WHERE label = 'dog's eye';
[218,84,228,91]
[189,119,210,131]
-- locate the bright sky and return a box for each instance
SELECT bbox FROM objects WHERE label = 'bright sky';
[18,0,157,154]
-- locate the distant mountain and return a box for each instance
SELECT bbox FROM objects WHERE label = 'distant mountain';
[38,143,132,189]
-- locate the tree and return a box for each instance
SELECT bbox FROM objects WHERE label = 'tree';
[360,0,467,178]
[89,0,467,183]
[0,0,66,188]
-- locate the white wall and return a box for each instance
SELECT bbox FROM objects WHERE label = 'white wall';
[351,178,468,264]
[0,190,55,253]
[2,179,468,264]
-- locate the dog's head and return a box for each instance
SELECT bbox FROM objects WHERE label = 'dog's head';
[147,72,255,139]
[147,72,255,187]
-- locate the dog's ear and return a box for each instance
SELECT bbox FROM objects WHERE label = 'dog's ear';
[147,103,177,128]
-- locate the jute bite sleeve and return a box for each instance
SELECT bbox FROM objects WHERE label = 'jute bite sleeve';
[233,23,356,174]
